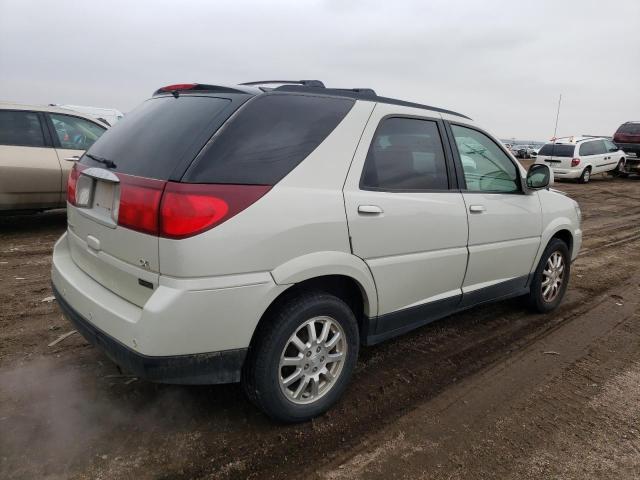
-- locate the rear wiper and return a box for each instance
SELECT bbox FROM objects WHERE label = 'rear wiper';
[85,153,117,169]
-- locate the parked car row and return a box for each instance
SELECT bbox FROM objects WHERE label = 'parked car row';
[50,80,581,422]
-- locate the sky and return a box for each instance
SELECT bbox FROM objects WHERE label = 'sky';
[1,0,638,141]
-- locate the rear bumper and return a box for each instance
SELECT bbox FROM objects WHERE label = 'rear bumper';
[548,167,582,179]
[54,284,247,384]
[51,232,288,383]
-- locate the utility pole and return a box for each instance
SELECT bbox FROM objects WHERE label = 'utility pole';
[553,94,562,139]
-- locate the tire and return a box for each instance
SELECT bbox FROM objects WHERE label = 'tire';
[610,159,626,177]
[578,167,591,184]
[242,291,359,423]
[526,238,571,313]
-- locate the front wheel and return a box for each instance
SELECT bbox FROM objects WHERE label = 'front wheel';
[242,292,359,423]
[527,238,571,313]
[610,159,626,177]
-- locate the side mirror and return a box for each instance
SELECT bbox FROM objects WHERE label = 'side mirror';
[526,163,551,190]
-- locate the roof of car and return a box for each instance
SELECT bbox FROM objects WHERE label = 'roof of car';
[152,80,472,120]
[0,101,105,123]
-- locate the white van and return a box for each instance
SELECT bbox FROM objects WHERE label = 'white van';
[535,136,625,183]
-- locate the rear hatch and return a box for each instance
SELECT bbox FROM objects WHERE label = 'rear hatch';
[537,143,575,168]
[66,93,246,306]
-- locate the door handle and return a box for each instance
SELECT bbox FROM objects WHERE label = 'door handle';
[358,205,383,215]
[64,156,80,162]
[469,205,486,214]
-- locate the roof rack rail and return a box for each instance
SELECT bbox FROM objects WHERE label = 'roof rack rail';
[272,85,472,120]
[240,80,325,88]
[336,88,377,96]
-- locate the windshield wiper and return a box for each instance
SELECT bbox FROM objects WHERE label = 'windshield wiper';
[85,153,117,169]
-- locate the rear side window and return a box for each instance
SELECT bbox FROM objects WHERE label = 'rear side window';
[0,110,45,147]
[82,96,232,179]
[361,117,449,191]
[185,94,354,185]
[538,144,575,157]
[49,113,105,150]
[579,140,605,156]
[617,123,640,134]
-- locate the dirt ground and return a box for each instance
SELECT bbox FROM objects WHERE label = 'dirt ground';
[1,169,640,479]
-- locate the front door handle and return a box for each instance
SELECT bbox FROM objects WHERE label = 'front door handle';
[358,205,383,215]
[64,156,80,162]
[469,205,486,214]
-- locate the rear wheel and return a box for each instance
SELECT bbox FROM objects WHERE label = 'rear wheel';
[527,238,570,313]
[242,292,359,423]
[578,167,591,183]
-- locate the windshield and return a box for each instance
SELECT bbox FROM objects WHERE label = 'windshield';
[538,144,575,157]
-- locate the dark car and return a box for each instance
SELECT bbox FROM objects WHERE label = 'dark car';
[614,122,640,157]
[614,122,640,175]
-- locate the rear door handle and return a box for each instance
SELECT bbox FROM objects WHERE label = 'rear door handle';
[469,205,486,214]
[358,205,383,215]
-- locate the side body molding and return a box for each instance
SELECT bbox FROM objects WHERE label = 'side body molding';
[270,251,378,317]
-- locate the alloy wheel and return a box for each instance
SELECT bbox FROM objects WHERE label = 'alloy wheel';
[278,316,347,405]
[542,251,565,302]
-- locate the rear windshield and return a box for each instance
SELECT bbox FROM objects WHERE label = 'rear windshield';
[81,96,232,179]
[184,93,354,185]
[617,123,640,134]
[538,143,575,157]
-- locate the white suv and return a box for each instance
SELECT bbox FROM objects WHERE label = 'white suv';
[51,81,582,422]
[535,136,626,183]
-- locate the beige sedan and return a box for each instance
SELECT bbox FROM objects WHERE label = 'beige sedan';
[0,103,107,213]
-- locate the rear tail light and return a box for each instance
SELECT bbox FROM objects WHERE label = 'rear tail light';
[117,175,166,235]
[159,183,271,239]
[113,175,270,239]
[157,83,198,93]
[66,163,86,205]
[571,157,581,167]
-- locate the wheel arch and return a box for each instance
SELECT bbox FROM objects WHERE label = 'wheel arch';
[531,221,577,274]
[249,252,379,351]
[550,228,573,255]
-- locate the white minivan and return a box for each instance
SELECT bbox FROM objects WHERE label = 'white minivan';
[536,136,626,183]
[51,81,582,422]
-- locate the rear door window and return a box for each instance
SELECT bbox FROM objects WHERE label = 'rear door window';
[49,113,106,150]
[82,96,233,180]
[360,117,449,190]
[579,140,605,156]
[184,94,354,185]
[0,110,46,147]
